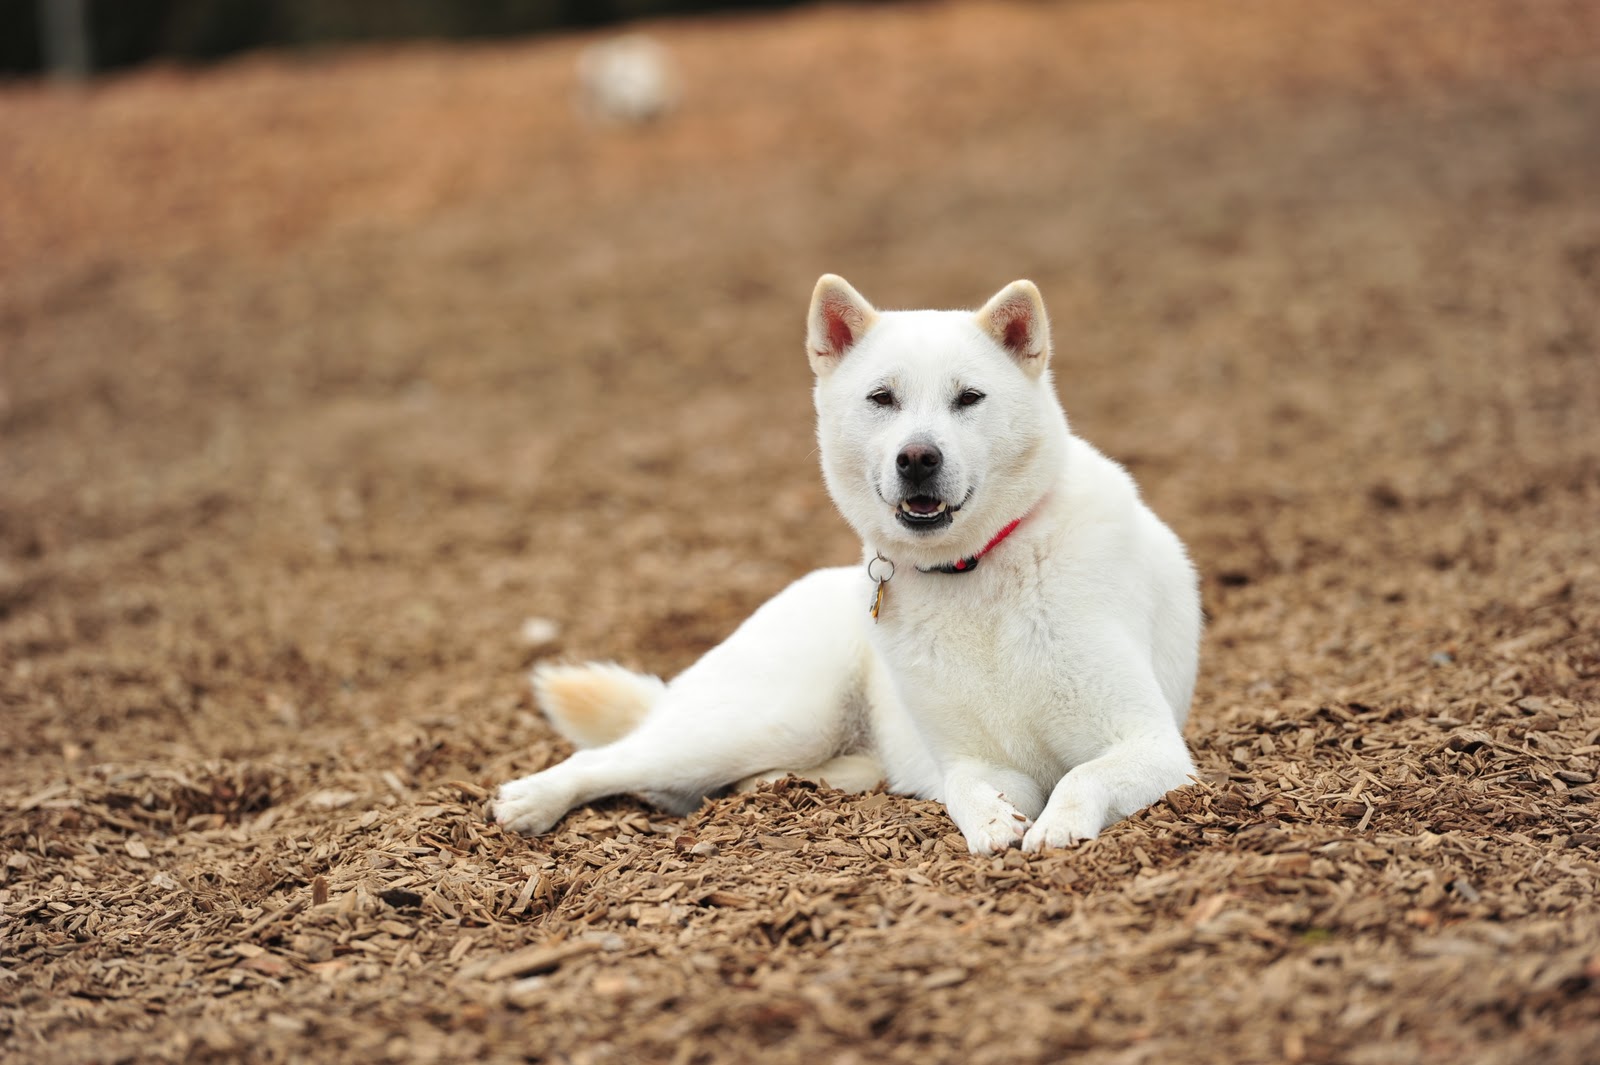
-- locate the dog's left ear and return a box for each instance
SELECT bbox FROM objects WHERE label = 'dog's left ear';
[976,280,1051,377]
[807,274,878,374]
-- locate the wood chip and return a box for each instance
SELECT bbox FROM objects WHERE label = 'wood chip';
[479,940,604,981]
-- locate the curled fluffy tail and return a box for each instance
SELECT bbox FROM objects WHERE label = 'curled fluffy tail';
[530,661,665,748]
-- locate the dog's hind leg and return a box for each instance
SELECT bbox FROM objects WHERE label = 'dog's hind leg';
[494,682,863,834]
[494,723,763,834]
[494,567,876,835]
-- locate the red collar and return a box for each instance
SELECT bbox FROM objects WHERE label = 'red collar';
[917,516,1024,574]
[867,513,1027,621]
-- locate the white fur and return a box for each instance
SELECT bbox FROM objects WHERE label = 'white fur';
[494,276,1201,854]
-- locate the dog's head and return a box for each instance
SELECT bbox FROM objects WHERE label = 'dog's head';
[806,275,1068,567]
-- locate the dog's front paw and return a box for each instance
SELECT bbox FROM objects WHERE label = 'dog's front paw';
[1021,818,1097,851]
[944,773,1037,856]
[1021,802,1101,852]
[960,800,1033,856]
[491,774,573,836]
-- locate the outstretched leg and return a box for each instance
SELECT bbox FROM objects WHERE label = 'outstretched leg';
[494,567,878,834]
[495,709,842,832]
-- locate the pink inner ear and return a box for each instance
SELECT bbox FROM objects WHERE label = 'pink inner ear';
[826,309,856,355]
[1002,311,1032,354]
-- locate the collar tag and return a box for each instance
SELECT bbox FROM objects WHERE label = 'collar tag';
[867,554,895,621]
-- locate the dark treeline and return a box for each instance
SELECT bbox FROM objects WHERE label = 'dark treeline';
[3,0,815,77]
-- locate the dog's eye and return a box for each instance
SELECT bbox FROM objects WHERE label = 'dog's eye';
[956,389,986,408]
[868,389,897,408]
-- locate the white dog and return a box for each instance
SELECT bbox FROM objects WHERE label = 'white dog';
[494,276,1201,854]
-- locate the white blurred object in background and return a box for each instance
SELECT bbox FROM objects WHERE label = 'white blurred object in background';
[577,34,678,124]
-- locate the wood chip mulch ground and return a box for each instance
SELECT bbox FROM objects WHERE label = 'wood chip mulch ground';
[2,1,1598,1061]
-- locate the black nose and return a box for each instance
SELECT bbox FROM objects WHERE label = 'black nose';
[896,442,943,486]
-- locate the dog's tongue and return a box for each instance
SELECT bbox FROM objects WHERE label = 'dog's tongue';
[905,496,942,515]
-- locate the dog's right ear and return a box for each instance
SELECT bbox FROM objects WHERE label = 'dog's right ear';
[807,274,878,374]
[976,280,1051,378]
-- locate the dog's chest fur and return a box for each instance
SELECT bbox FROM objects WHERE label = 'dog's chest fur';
[861,436,1165,791]
[867,537,1086,785]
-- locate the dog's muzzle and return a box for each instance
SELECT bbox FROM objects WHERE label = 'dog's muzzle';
[890,438,960,532]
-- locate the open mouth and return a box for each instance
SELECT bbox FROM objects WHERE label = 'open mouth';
[895,494,955,532]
